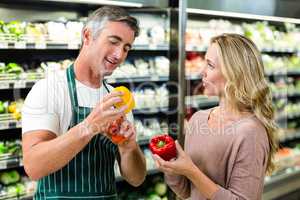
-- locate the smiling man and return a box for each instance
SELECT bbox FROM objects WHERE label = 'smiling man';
[21,6,146,199]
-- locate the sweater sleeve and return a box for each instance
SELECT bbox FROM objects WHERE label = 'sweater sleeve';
[164,119,192,199]
[164,174,191,199]
[211,129,268,200]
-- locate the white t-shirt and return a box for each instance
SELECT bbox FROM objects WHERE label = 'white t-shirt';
[22,69,134,136]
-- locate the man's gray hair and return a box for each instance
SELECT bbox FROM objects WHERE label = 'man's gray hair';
[84,6,139,40]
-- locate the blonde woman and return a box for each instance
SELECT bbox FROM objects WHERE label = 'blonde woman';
[153,34,278,200]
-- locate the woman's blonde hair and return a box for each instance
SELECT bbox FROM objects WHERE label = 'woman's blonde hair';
[210,33,279,174]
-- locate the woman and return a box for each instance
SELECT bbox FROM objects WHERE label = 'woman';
[153,33,278,200]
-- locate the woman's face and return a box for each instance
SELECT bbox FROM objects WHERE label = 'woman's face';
[200,43,227,97]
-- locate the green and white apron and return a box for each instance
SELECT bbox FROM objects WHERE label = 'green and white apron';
[34,64,119,199]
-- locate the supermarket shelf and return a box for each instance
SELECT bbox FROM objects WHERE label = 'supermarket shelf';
[0,113,22,130]
[276,114,300,122]
[0,41,80,50]
[138,138,151,146]
[0,75,201,88]
[279,130,300,143]
[0,41,169,51]
[265,70,300,77]
[186,75,202,81]
[273,92,300,99]
[0,156,23,171]
[0,193,34,200]
[0,80,39,90]
[105,76,169,84]
[186,96,219,109]
[132,44,169,51]
[263,167,300,200]
[0,120,21,130]
[133,107,170,115]
[186,45,300,54]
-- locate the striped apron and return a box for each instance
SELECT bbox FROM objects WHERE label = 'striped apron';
[34,64,119,199]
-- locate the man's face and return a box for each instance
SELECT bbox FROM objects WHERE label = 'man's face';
[83,21,135,77]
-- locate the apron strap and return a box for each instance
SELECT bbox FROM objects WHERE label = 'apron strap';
[103,80,111,93]
[66,64,79,108]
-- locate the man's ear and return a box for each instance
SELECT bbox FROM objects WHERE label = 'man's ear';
[82,28,92,46]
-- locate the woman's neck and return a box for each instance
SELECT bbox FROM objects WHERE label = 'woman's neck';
[216,97,251,120]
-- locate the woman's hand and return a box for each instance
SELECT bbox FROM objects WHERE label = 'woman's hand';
[153,140,196,178]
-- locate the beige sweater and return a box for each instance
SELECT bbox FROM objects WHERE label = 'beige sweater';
[165,109,270,200]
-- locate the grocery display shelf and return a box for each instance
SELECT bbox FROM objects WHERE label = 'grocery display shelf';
[276,114,300,122]
[0,156,23,171]
[132,44,169,51]
[1,193,34,200]
[0,41,80,50]
[263,167,300,200]
[137,138,151,146]
[186,45,300,54]
[186,95,219,109]
[105,76,169,84]
[280,130,300,143]
[0,41,169,51]
[186,75,202,81]
[265,69,300,77]
[0,80,39,90]
[133,107,170,115]
[0,75,202,89]
[273,92,300,99]
[0,120,21,131]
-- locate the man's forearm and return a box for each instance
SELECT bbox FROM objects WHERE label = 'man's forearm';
[119,143,146,187]
[23,122,93,180]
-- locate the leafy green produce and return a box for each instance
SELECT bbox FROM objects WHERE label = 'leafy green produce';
[6,63,23,74]
[0,142,8,154]
[154,182,167,196]
[147,194,161,200]
[0,101,5,114]
[0,170,20,185]
[2,21,25,38]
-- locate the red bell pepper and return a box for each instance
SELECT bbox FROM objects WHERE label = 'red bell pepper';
[107,116,127,144]
[149,135,177,161]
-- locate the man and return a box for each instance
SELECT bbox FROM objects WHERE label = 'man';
[22,6,146,199]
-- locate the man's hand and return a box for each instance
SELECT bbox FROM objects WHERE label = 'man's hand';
[118,120,137,150]
[83,91,127,136]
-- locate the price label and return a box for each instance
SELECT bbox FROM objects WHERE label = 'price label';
[35,42,46,49]
[0,161,6,169]
[15,41,26,49]
[68,43,79,49]
[0,122,9,130]
[0,81,9,89]
[14,80,26,88]
[0,42,8,49]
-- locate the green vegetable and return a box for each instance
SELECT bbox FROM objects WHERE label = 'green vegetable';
[6,63,23,74]
[147,194,161,200]
[0,101,5,114]
[0,142,8,154]
[154,182,167,196]
[0,170,20,185]
[15,183,26,195]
